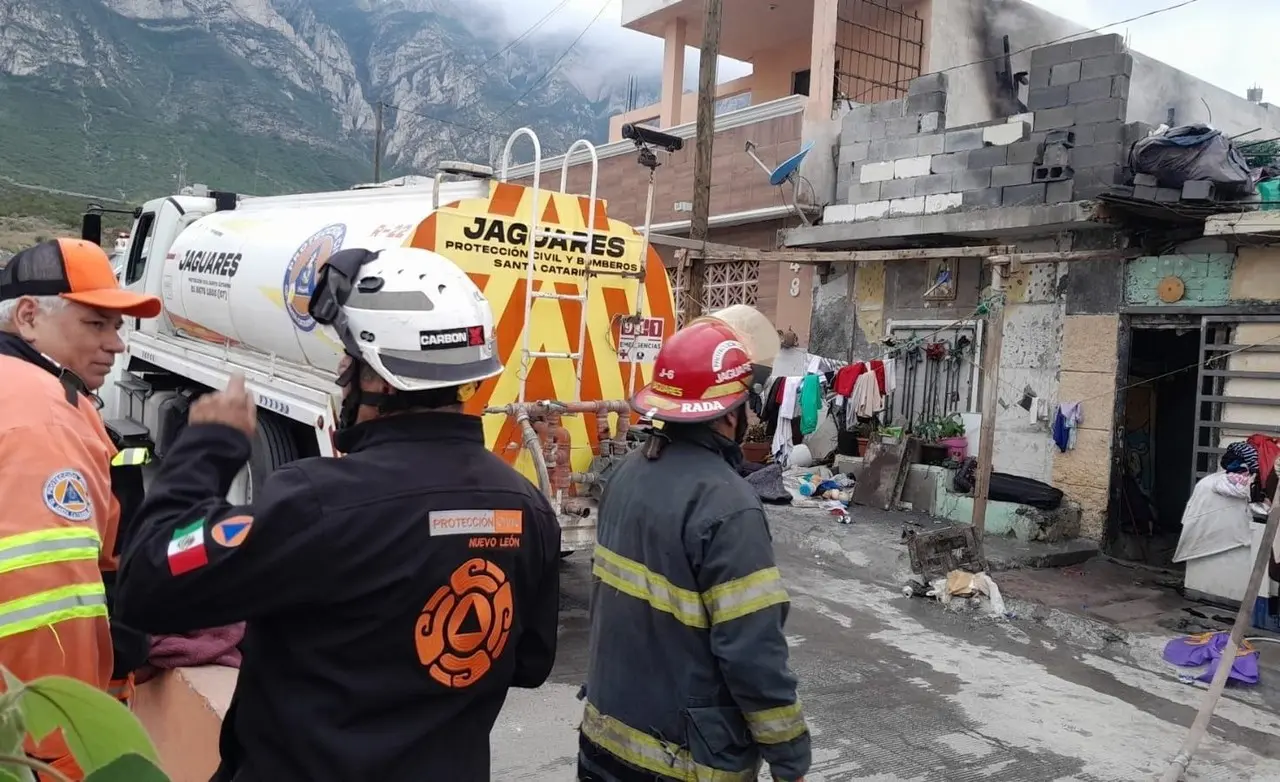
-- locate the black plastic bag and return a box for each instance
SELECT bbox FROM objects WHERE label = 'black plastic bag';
[1130,123,1254,195]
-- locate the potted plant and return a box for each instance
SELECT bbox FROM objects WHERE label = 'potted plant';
[741,421,771,464]
[912,415,949,466]
[937,413,968,461]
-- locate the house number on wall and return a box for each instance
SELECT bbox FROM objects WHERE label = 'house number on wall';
[789,277,801,297]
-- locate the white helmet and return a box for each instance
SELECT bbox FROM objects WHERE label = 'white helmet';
[308,247,502,391]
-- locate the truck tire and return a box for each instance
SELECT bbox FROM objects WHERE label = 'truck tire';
[229,413,303,504]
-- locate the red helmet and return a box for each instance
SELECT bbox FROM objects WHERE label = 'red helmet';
[632,317,755,423]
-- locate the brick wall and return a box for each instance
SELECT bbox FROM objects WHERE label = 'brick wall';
[827,33,1145,225]
[510,114,802,228]
[1125,254,1236,306]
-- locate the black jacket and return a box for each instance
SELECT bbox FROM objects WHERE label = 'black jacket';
[579,425,810,782]
[114,412,562,782]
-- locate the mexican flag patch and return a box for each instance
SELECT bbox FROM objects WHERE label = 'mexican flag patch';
[168,519,208,576]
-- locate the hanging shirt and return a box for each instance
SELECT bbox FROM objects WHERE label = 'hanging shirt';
[1052,402,1083,452]
[799,375,821,436]
[1173,471,1254,563]
[849,371,885,419]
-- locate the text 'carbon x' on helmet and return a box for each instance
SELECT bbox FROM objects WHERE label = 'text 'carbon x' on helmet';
[308,247,502,392]
[631,317,755,423]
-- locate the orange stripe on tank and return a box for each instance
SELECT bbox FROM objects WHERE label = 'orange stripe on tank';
[542,196,561,227]
[489,183,525,217]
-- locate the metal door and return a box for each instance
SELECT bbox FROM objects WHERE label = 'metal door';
[1191,314,1280,487]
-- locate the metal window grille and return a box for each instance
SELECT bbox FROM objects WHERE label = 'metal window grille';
[666,259,760,328]
[835,0,925,105]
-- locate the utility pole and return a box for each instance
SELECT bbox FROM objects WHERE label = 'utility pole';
[683,0,723,325]
[971,258,1008,535]
[373,100,385,184]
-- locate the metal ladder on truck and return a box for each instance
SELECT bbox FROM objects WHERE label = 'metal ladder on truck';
[499,127,646,404]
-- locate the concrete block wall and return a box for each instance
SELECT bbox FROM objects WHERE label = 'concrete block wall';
[827,34,1138,225]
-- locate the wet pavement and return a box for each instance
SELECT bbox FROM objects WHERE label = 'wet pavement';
[491,505,1280,781]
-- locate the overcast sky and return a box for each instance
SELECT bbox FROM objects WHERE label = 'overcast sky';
[493,0,1275,102]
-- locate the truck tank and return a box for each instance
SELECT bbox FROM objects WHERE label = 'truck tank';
[160,179,677,483]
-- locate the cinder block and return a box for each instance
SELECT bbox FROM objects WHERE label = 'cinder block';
[867,139,890,159]
[1035,106,1076,130]
[931,151,970,174]
[991,163,1035,187]
[1111,75,1130,99]
[906,91,947,116]
[1077,121,1125,146]
[842,105,874,131]
[1050,61,1083,86]
[969,144,1009,168]
[1044,129,1077,147]
[1008,141,1041,165]
[1003,182,1047,206]
[1030,68,1051,90]
[868,120,888,140]
[838,142,871,166]
[952,168,992,191]
[963,188,1003,208]
[1068,77,1113,104]
[845,181,883,204]
[915,173,954,196]
[908,72,948,95]
[1047,179,1074,203]
[887,115,921,137]
[880,177,917,200]
[1028,86,1070,111]
[855,200,891,220]
[1155,187,1182,203]
[1133,184,1159,201]
[882,136,919,159]
[1033,165,1073,182]
[860,161,896,183]
[1080,53,1134,81]
[1076,98,1126,125]
[1072,142,1124,168]
[917,133,945,155]
[1070,34,1124,60]
[1182,180,1216,202]
[1041,144,1071,167]
[944,129,985,152]
[1030,41,1076,70]
[823,203,858,222]
[889,196,926,216]
[1008,112,1035,129]
[1073,166,1122,198]
[894,155,933,179]
[919,112,945,134]
[925,192,964,214]
[983,121,1030,146]
[870,99,907,122]
[1133,172,1158,187]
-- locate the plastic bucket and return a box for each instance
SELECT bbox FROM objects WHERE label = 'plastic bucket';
[940,436,968,461]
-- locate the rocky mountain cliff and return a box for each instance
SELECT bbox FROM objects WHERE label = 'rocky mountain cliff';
[0,0,658,201]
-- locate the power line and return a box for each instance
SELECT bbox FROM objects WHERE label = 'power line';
[468,1,613,142]
[846,0,1205,104]
[381,102,499,136]
[459,0,576,83]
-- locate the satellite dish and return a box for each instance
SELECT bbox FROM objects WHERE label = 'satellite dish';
[769,141,814,186]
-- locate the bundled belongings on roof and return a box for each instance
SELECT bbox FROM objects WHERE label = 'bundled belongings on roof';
[1129,123,1257,200]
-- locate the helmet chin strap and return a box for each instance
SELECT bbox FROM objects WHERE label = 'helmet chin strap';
[336,354,407,432]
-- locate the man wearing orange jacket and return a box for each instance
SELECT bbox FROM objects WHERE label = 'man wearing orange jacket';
[0,238,162,780]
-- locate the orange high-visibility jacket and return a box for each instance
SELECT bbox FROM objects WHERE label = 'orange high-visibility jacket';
[0,351,121,777]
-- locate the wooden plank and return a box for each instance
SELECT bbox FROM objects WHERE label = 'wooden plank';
[684,0,723,324]
[972,260,1008,534]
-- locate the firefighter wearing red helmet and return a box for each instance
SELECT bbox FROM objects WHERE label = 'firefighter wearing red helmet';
[577,317,811,782]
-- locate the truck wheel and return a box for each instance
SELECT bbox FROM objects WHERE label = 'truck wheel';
[227,413,303,504]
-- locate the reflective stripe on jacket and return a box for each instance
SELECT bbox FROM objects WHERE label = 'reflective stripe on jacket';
[581,426,811,782]
[0,346,122,781]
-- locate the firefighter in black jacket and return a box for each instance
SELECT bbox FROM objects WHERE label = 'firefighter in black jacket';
[115,247,562,782]
[578,317,811,782]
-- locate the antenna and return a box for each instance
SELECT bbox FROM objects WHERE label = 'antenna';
[743,139,815,225]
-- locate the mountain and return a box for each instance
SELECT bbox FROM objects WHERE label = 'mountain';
[0,0,659,202]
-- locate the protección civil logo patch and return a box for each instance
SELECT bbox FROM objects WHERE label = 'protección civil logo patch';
[43,469,93,522]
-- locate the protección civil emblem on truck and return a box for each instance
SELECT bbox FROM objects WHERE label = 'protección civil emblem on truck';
[87,126,687,553]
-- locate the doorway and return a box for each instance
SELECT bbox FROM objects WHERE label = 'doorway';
[1110,323,1202,566]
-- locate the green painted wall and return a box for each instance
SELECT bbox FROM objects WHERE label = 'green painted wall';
[1125,254,1235,306]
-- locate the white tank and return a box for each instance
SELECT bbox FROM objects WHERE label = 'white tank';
[159,189,482,375]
